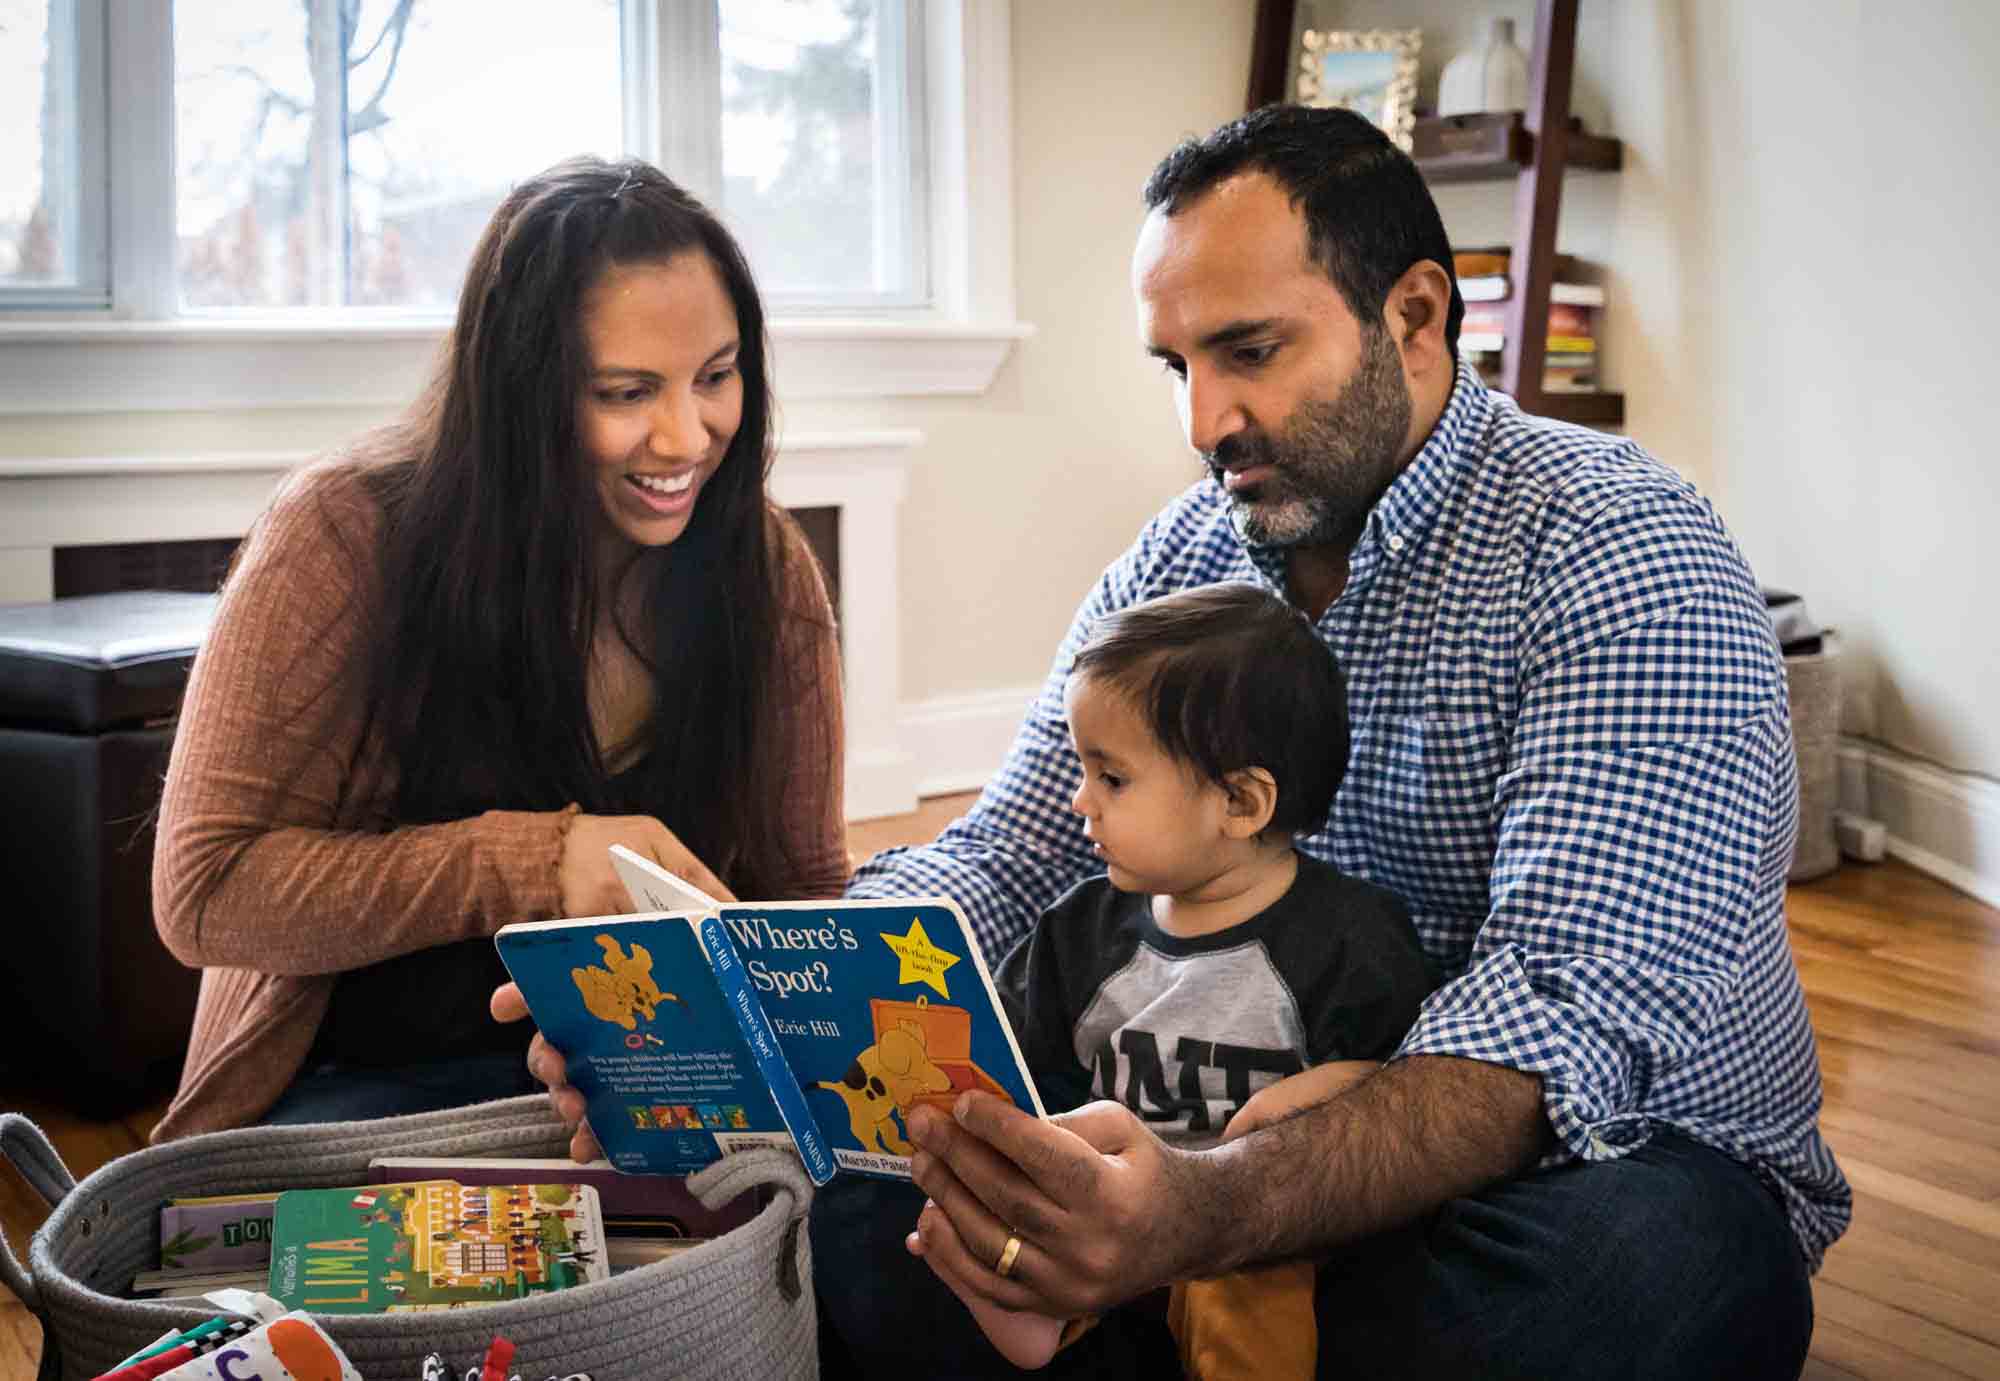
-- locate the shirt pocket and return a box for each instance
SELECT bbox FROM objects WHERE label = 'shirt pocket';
[1338,712,1506,924]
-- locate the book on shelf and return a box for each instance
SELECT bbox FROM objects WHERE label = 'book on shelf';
[266,1180,608,1314]
[1464,345,1598,394]
[1461,300,1599,342]
[1456,245,1594,280]
[494,846,1044,1186]
[1458,275,1606,307]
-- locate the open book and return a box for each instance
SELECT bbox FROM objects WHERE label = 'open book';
[494,848,1044,1184]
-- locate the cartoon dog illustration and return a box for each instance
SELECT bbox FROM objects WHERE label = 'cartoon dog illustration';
[812,1017,953,1155]
[571,933,683,1030]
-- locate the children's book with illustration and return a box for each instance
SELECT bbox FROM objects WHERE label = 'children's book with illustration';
[158,1191,278,1271]
[365,1155,758,1238]
[493,847,1045,1185]
[266,1180,607,1314]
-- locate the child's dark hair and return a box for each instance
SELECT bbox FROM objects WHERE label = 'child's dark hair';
[1070,583,1349,836]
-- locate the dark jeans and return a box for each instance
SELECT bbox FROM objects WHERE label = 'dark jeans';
[812,1131,1813,1380]
[260,1053,544,1125]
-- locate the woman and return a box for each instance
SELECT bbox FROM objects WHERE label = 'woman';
[151,158,848,1143]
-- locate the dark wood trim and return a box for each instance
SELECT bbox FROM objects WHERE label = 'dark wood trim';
[1500,0,1580,415]
[1536,391,1625,427]
[1246,0,1299,111]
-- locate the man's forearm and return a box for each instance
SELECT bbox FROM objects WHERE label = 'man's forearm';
[1189,1054,1553,1274]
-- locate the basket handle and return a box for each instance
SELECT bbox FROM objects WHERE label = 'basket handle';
[688,1148,815,1302]
[0,1114,75,1312]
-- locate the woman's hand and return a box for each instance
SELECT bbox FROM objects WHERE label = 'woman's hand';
[559,812,736,917]
[491,981,602,1163]
[490,814,737,1164]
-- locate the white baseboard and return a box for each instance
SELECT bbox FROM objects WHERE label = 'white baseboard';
[1837,737,2000,910]
[898,683,1038,800]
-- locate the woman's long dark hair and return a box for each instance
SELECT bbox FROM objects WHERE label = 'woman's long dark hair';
[355,157,826,899]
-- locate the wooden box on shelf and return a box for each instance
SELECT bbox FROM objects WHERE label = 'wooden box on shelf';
[1413,112,1622,184]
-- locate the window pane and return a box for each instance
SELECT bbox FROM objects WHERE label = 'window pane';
[0,0,82,288]
[721,0,921,305]
[174,0,622,310]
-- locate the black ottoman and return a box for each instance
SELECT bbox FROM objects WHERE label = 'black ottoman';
[0,591,217,1115]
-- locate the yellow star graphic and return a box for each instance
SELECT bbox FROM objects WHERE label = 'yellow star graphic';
[881,916,961,998]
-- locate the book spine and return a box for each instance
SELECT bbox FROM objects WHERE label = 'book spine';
[698,915,838,1185]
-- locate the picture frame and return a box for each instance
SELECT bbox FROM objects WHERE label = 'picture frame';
[1294,28,1422,152]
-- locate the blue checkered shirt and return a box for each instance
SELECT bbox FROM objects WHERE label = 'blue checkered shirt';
[850,359,1850,1268]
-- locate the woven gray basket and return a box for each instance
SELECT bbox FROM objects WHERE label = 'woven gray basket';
[1785,647,1844,882]
[0,1097,816,1380]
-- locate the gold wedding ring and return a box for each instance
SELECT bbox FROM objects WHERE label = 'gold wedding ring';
[995,1231,1024,1279]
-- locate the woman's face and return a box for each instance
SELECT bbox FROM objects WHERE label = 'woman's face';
[577,251,744,555]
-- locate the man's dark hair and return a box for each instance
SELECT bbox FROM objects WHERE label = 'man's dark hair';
[1071,583,1350,837]
[1143,104,1463,353]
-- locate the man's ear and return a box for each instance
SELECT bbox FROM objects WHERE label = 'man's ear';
[1220,767,1279,839]
[1386,259,1454,377]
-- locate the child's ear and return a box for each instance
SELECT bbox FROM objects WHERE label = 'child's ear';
[1220,767,1279,839]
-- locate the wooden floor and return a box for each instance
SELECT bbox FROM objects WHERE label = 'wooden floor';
[3,792,1996,1377]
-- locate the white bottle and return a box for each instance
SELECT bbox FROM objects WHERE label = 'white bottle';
[1438,17,1532,118]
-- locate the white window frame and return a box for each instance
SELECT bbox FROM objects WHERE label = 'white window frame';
[3,0,111,308]
[633,0,930,312]
[0,0,1029,415]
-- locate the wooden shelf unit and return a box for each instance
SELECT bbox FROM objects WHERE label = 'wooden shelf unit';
[1485,0,1621,425]
[1245,0,1623,428]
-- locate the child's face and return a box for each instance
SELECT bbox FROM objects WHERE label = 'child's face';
[1064,673,1232,896]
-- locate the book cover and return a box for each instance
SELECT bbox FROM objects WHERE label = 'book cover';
[158,1193,277,1271]
[267,1181,607,1314]
[494,851,1045,1185]
[365,1156,756,1238]
[492,911,805,1178]
[706,897,1045,1181]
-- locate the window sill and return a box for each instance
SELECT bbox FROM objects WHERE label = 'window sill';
[0,316,1035,415]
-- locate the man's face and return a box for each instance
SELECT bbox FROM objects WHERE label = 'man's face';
[1133,172,1413,548]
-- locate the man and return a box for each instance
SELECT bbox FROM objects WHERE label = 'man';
[847,104,1846,1378]
[514,105,1846,1377]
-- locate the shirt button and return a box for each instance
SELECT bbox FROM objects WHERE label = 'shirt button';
[1388,534,1406,553]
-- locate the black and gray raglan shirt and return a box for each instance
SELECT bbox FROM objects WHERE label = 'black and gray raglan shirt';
[994,856,1435,1148]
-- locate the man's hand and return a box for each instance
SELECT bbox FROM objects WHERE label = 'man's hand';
[559,813,736,918]
[905,1095,1211,1319]
[906,1057,1549,1319]
[490,982,601,1163]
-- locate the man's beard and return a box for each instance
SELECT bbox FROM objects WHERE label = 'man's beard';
[1204,325,1413,549]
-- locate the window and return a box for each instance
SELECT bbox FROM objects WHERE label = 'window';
[0,0,1022,408]
[716,0,927,308]
[3,0,931,316]
[0,0,107,304]
[173,1,624,311]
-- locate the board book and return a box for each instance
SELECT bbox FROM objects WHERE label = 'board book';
[158,1191,278,1271]
[266,1181,607,1314]
[493,847,1044,1184]
[365,1155,757,1238]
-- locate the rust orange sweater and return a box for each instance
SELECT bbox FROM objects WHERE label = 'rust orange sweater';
[151,456,848,1141]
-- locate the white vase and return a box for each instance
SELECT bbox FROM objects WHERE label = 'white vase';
[1437,17,1532,118]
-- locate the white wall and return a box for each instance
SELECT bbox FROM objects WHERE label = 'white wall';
[789,0,1256,706]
